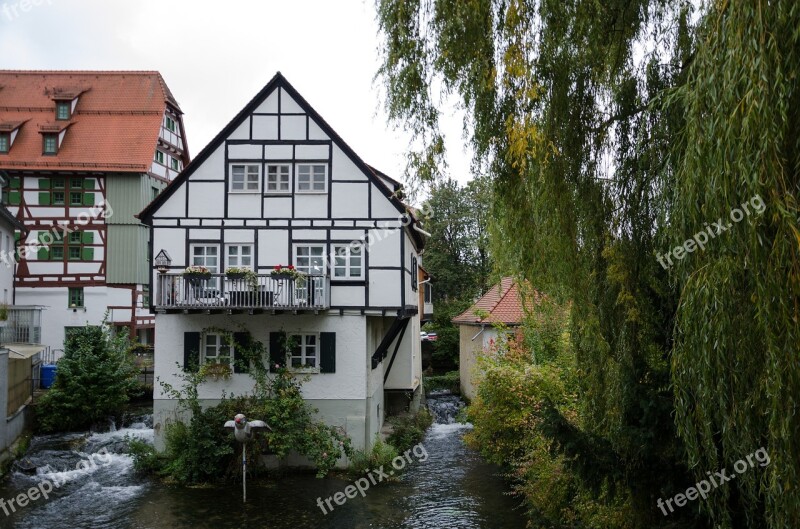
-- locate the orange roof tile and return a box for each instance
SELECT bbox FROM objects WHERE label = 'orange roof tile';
[0,71,180,172]
[452,277,537,325]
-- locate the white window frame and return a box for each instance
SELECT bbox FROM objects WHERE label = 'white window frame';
[226,244,253,269]
[294,244,326,275]
[332,243,363,280]
[265,164,291,194]
[288,333,319,371]
[170,156,180,171]
[154,150,165,164]
[165,116,176,132]
[230,164,261,193]
[190,243,220,289]
[202,333,232,366]
[295,164,327,193]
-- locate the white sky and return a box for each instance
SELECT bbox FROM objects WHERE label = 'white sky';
[0,0,472,193]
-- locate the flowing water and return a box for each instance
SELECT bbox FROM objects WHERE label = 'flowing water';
[0,394,527,528]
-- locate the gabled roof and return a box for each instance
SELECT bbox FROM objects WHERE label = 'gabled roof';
[138,72,425,250]
[0,71,182,172]
[452,277,537,326]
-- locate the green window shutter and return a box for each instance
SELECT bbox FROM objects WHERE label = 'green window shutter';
[320,332,336,373]
[38,192,51,206]
[10,177,20,189]
[82,247,94,261]
[183,332,201,373]
[232,332,251,374]
[8,191,20,205]
[14,231,20,242]
[82,232,94,244]
[38,178,51,190]
[269,332,286,373]
[83,179,95,190]
[83,192,95,206]
[37,247,49,260]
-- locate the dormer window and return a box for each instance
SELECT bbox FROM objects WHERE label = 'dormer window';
[56,101,71,120]
[0,133,8,154]
[43,134,58,155]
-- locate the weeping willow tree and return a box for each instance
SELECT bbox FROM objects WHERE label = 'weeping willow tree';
[668,2,800,528]
[376,0,799,527]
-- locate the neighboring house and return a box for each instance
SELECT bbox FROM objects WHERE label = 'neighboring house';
[0,201,45,465]
[452,277,529,401]
[0,71,190,351]
[139,72,427,455]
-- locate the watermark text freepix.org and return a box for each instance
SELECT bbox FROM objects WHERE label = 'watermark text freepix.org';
[2,0,53,23]
[656,194,764,270]
[0,199,112,269]
[657,447,770,516]
[0,447,112,517]
[316,443,429,515]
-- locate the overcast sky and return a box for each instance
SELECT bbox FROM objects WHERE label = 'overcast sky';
[0,0,471,194]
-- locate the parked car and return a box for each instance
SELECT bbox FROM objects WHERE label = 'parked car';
[426,332,438,342]
[420,331,429,341]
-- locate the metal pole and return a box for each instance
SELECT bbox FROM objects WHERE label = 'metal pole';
[242,445,247,503]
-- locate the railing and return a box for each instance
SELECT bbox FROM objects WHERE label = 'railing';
[0,306,43,344]
[155,273,330,311]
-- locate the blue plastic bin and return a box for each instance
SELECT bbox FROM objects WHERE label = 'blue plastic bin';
[40,364,57,389]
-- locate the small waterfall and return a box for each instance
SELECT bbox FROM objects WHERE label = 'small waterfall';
[1,412,154,529]
[426,391,467,424]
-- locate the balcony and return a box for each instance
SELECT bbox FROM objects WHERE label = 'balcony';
[0,306,43,344]
[154,273,329,313]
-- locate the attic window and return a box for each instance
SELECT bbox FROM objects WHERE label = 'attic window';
[0,133,8,154]
[43,134,58,155]
[56,101,71,120]
[165,116,176,132]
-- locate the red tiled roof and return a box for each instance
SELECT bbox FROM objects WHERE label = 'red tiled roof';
[0,71,180,172]
[452,277,537,325]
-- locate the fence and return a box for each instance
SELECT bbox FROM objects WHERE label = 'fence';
[7,356,34,416]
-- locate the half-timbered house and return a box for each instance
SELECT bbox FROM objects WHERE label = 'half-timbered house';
[0,71,189,350]
[140,72,427,454]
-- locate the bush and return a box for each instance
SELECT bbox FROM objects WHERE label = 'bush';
[349,437,400,476]
[386,408,433,451]
[129,438,164,475]
[36,323,139,433]
[152,333,354,483]
[424,370,460,393]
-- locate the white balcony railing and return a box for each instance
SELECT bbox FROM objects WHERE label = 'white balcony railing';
[155,273,329,311]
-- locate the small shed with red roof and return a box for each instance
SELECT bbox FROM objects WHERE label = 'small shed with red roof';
[452,277,530,400]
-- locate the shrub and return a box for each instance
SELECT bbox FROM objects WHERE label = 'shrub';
[386,408,433,451]
[36,323,139,433]
[153,332,353,483]
[424,370,460,393]
[349,437,400,476]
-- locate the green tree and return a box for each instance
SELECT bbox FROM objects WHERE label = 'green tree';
[422,176,492,302]
[37,324,139,433]
[421,177,492,366]
[377,0,800,526]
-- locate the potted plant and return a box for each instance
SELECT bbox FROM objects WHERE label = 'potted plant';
[183,265,212,284]
[226,267,258,287]
[271,264,303,280]
[0,303,8,327]
[225,266,248,280]
[198,362,232,381]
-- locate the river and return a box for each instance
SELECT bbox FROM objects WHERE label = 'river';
[0,393,527,528]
